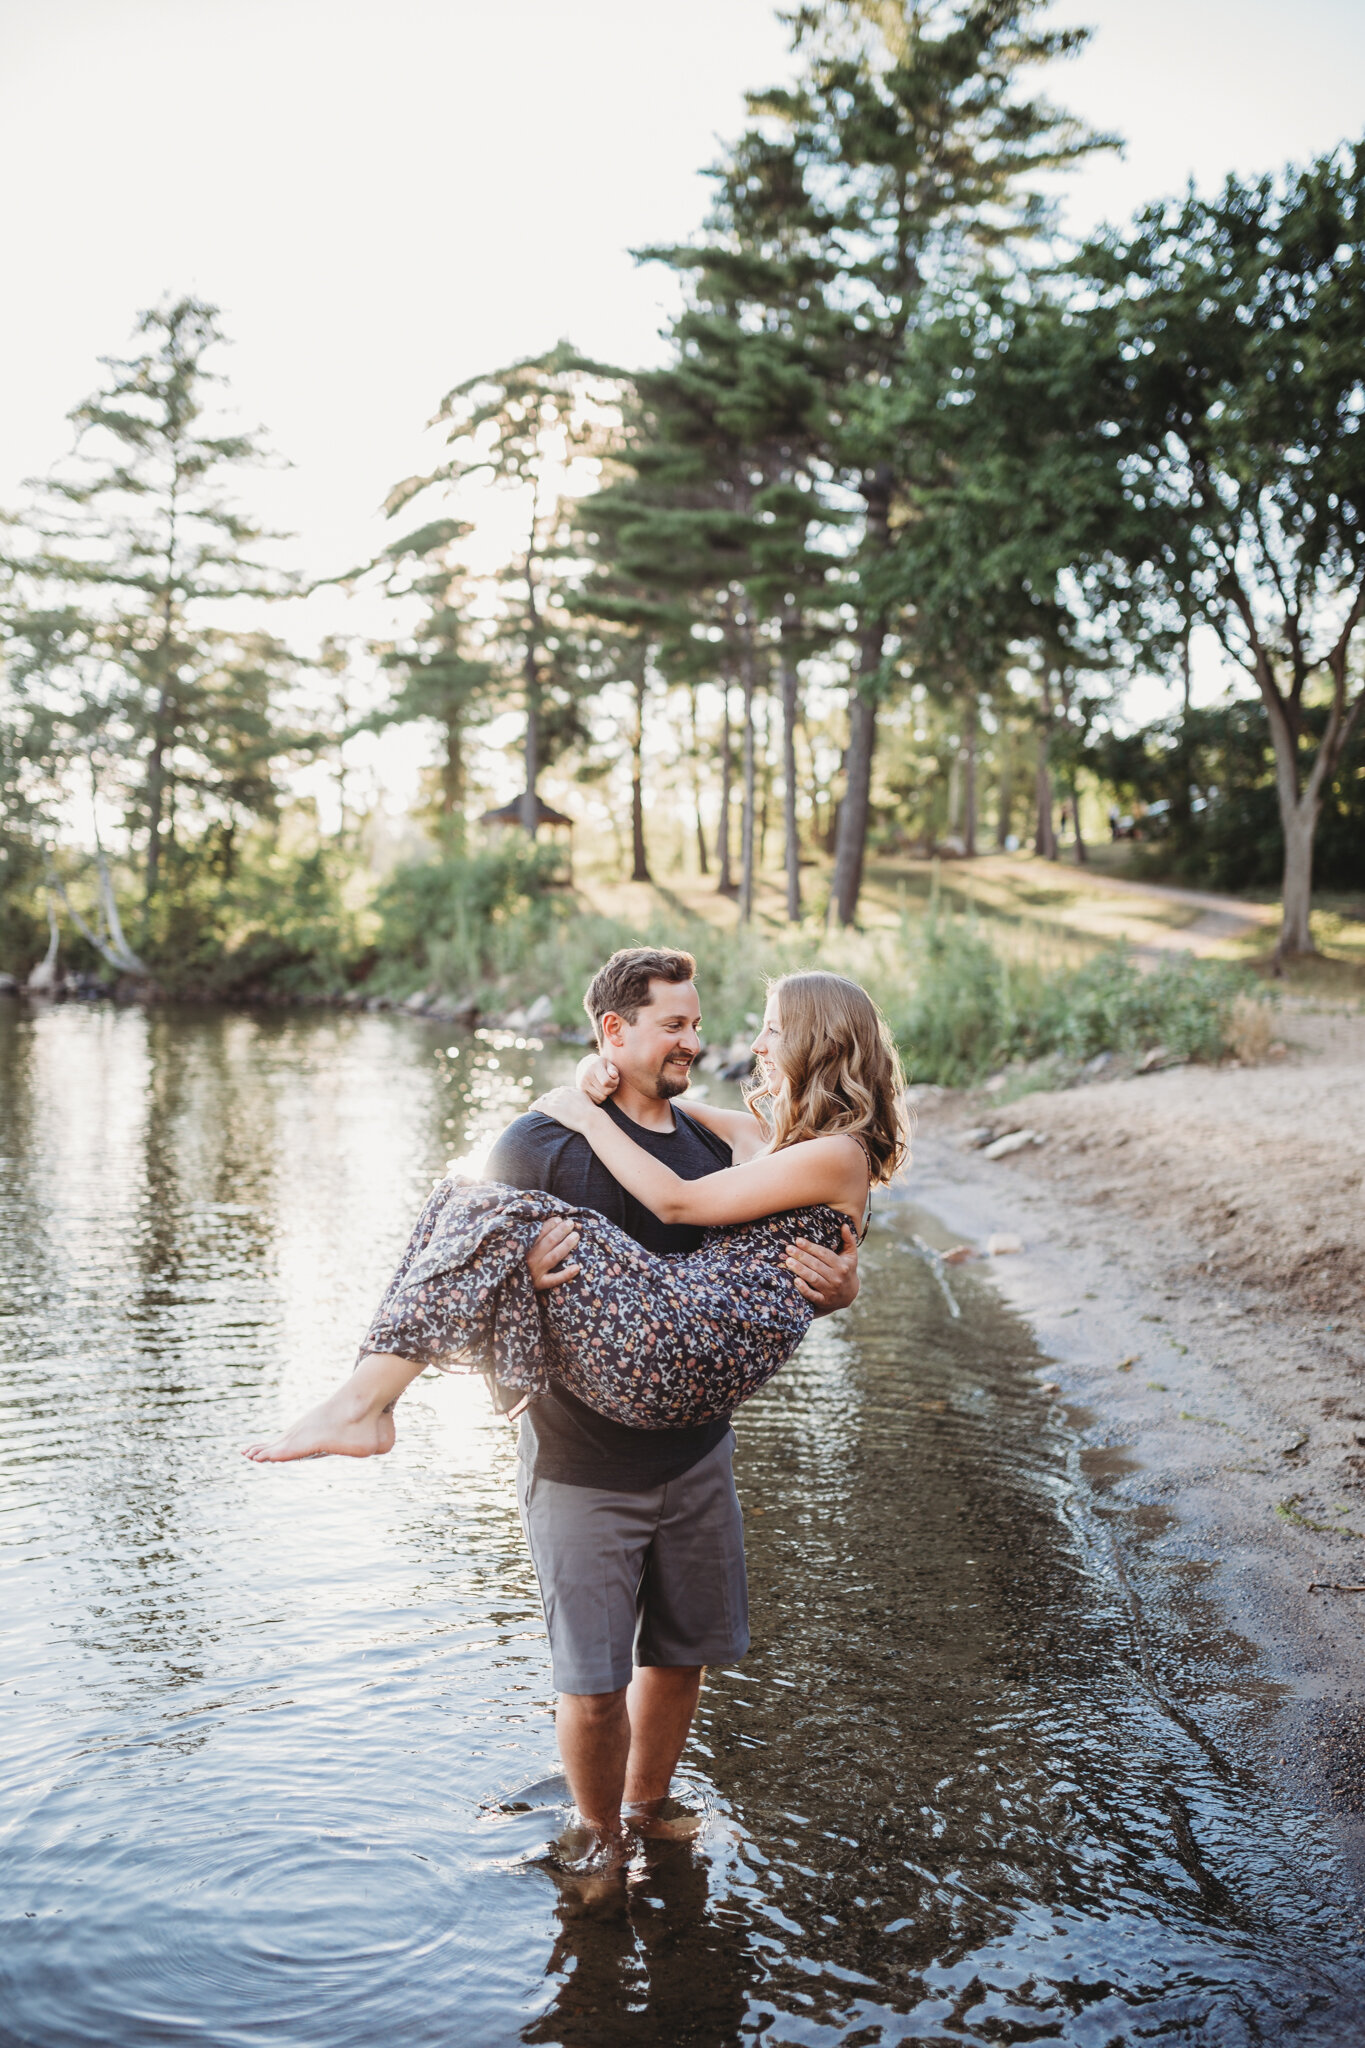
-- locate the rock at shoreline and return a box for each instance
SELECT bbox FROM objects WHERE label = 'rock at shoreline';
[983,1129,1043,1160]
[986,1232,1026,1256]
[427,997,480,1027]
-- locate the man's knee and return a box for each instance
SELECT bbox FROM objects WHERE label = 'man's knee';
[634,1664,703,1693]
[558,1686,629,1726]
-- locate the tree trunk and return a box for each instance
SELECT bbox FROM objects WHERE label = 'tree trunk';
[520,653,540,837]
[143,679,174,904]
[1257,625,1363,960]
[780,632,802,923]
[738,636,757,925]
[1070,781,1088,865]
[1173,618,1193,834]
[1266,691,1318,959]
[27,892,60,991]
[1221,577,1365,961]
[144,512,179,906]
[1277,797,1318,958]
[520,530,542,837]
[961,691,978,858]
[832,672,879,925]
[831,472,892,928]
[442,721,463,816]
[688,685,709,875]
[758,693,771,873]
[630,658,650,883]
[995,726,1012,848]
[1034,728,1057,860]
[716,679,735,894]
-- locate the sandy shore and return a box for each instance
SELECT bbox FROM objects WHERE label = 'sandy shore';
[890,1002,1365,1869]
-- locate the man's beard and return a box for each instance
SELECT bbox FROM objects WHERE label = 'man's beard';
[655,1056,694,1099]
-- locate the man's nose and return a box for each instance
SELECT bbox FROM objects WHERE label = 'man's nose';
[678,1029,701,1054]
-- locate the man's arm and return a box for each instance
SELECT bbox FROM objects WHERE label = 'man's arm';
[486,1113,583,1295]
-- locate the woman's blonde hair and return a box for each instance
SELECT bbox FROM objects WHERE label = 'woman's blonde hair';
[747,971,910,1185]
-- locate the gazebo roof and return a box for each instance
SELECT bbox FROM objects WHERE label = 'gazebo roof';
[480,794,573,828]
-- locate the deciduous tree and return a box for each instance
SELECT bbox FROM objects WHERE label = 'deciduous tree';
[1077,143,1365,957]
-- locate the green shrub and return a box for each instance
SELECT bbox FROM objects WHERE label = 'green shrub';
[895,918,1027,1086]
[144,835,363,997]
[372,839,572,993]
[893,916,1254,1084]
[1035,949,1240,1065]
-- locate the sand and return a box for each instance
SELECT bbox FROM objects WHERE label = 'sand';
[966,1007,1365,1318]
[890,1003,1365,1865]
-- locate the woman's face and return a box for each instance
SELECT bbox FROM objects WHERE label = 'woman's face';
[751,993,787,1093]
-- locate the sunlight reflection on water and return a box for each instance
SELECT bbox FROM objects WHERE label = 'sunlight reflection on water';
[2,1002,1363,2047]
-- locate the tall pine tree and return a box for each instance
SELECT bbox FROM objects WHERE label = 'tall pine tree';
[3,299,296,921]
[733,1,1106,922]
[388,345,622,836]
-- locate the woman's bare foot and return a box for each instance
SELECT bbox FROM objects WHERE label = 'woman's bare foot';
[243,1352,428,1464]
[242,1386,397,1463]
[242,1354,418,1467]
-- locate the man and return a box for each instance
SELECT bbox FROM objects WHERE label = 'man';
[486,946,859,1852]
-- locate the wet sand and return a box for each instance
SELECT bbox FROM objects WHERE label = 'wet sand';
[900,1006,1365,1879]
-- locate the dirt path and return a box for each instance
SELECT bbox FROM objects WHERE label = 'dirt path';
[930,852,1282,958]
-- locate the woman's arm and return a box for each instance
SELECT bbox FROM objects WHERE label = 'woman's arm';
[572,1053,765,1160]
[531,1088,866,1226]
[672,1095,767,1162]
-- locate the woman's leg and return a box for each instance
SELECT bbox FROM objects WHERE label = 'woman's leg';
[241,1351,427,1463]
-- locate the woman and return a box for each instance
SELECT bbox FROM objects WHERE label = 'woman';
[243,971,907,1463]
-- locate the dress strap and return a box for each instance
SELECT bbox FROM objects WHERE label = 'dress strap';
[851,1133,874,1242]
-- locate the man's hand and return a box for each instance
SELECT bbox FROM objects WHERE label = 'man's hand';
[784,1223,859,1313]
[527,1217,581,1293]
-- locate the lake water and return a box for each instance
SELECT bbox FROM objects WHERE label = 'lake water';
[2,1003,1363,2046]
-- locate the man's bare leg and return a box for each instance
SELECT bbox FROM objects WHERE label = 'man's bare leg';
[241,1352,426,1463]
[623,1666,703,1830]
[556,1666,702,1840]
[555,1688,632,1851]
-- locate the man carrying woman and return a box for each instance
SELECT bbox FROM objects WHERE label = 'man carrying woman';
[244,946,907,1860]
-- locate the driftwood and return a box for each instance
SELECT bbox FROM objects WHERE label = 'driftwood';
[45,847,148,979]
[25,892,61,991]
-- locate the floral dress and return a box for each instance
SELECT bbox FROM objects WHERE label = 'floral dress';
[359,1177,848,1430]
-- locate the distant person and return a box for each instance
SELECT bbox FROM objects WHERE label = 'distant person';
[244,951,908,1861]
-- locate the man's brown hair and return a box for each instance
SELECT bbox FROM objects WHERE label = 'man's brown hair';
[583,947,697,1043]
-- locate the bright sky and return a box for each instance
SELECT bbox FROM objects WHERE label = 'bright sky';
[3,0,1364,775]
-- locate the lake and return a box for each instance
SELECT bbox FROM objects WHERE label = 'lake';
[2,1003,1362,2045]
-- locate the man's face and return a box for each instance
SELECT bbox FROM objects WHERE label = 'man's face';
[602,980,702,1099]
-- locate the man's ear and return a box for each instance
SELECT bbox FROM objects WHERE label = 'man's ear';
[600,1011,627,1050]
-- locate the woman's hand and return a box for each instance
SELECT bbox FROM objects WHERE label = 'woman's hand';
[532,1086,599,1134]
[574,1052,621,1103]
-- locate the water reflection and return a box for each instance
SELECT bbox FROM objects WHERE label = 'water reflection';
[1,1003,1362,2047]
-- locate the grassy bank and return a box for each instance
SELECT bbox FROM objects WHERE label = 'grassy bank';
[19,839,1280,1088]
[361,843,1270,1089]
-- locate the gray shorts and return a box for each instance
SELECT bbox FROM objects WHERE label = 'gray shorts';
[516,1433,749,1695]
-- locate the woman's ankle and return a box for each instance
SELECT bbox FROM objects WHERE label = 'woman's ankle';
[347,1352,420,1419]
